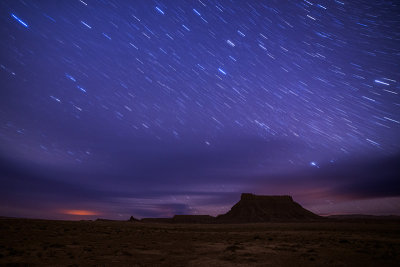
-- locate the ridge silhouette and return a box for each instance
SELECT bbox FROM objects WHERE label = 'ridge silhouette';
[139,193,321,223]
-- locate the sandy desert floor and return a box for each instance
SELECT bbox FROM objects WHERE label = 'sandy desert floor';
[0,217,399,266]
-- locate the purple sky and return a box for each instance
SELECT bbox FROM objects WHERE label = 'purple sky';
[1,0,399,220]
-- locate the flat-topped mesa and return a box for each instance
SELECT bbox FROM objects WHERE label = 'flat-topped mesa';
[217,193,321,223]
[240,193,293,201]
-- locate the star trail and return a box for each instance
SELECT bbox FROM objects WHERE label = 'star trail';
[0,0,399,219]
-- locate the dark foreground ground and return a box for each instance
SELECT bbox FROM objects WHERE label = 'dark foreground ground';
[0,217,399,266]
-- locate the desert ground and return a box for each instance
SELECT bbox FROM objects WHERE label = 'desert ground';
[0,217,399,266]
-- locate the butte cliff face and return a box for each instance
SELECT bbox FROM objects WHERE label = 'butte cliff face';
[216,193,321,223]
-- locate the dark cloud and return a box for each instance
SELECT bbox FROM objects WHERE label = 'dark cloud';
[0,136,301,195]
[251,153,400,200]
[2,136,399,218]
[326,154,400,199]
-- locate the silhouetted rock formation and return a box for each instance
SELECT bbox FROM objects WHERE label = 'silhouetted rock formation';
[172,215,215,223]
[140,218,173,223]
[140,215,216,224]
[137,193,321,223]
[128,216,139,222]
[216,193,321,223]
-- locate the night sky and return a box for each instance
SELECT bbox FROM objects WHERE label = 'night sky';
[1,0,399,220]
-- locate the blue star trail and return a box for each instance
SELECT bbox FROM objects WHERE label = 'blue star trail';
[11,13,28,28]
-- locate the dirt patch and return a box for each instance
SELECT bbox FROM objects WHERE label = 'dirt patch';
[0,218,399,266]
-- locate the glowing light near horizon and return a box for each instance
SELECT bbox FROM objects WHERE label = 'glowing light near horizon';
[63,209,99,216]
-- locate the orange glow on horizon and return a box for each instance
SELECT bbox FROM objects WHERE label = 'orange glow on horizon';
[62,209,99,216]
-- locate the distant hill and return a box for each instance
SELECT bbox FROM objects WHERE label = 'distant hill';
[172,215,215,223]
[140,215,215,224]
[216,193,322,223]
[327,214,400,221]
